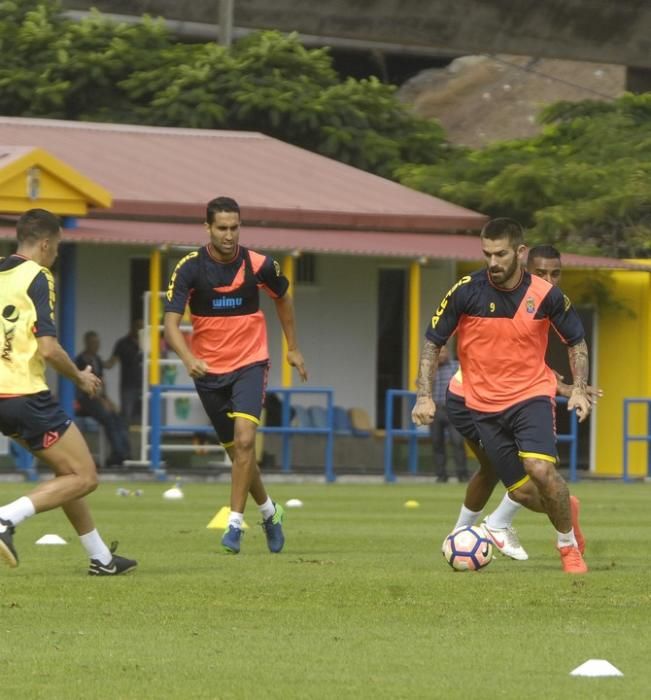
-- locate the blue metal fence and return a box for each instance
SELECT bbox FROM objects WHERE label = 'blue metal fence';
[622,397,651,482]
[383,390,579,482]
[149,384,335,481]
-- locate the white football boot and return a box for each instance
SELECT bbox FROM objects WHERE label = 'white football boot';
[481,520,528,561]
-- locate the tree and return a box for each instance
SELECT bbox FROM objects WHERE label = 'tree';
[0,0,449,178]
[398,94,651,258]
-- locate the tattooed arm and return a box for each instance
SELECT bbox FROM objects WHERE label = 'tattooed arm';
[567,339,591,422]
[411,340,441,426]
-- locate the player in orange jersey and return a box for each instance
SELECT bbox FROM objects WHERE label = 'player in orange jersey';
[445,245,600,561]
[164,196,307,555]
[413,219,590,574]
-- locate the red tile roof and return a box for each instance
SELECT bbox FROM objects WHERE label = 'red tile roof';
[0,218,646,270]
[0,117,485,231]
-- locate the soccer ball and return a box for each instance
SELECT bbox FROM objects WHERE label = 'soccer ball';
[443,525,493,571]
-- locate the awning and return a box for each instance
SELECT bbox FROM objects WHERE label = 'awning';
[0,218,649,270]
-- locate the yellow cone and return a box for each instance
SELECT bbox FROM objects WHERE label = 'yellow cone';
[404,500,420,508]
[206,506,249,530]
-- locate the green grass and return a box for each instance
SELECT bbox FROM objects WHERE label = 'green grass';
[2,480,649,699]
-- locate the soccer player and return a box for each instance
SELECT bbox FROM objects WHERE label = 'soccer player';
[448,245,600,560]
[0,209,137,575]
[412,218,591,573]
[164,196,307,555]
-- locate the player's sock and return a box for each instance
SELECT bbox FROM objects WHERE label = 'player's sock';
[80,529,112,565]
[0,496,35,526]
[258,497,275,520]
[485,493,522,529]
[556,528,578,549]
[453,505,482,530]
[228,511,244,529]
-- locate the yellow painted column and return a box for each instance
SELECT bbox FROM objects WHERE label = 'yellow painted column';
[149,248,162,385]
[281,254,296,387]
[408,260,421,391]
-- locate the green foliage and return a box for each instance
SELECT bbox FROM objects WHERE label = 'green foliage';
[399,93,651,257]
[0,2,448,178]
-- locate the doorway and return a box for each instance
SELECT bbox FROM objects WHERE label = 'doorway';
[376,268,407,429]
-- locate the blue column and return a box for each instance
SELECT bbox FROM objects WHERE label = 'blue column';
[57,242,76,416]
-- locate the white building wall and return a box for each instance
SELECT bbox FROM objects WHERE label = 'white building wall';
[261,254,379,418]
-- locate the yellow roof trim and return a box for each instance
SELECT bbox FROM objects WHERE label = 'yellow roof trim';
[0,146,112,214]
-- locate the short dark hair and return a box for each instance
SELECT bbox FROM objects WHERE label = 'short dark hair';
[84,330,98,343]
[527,244,561,264]
[480,218,525,248]
[16,209,61,244]
[206,197,240,224]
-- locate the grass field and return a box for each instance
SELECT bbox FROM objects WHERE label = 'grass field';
[2,479,649,699]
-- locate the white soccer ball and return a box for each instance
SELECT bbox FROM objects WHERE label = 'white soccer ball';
[443,525,493,571]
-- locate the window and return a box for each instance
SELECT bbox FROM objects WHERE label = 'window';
[296,253,317,285]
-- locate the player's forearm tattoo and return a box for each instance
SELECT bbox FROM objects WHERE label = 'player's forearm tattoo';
[568,340,589,392]
[415,340,441,398]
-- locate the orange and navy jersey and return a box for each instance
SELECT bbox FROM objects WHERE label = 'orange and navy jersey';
[164,245,288,374]
[448,368,464,398]
[427,268,584,412]
[0,255,57,397]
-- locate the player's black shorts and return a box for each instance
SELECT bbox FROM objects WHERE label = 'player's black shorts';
[470,395,558,489]
[446,389,480,443]
[447,388,528,489]
[194,362,268,446]
[0,390,72,451]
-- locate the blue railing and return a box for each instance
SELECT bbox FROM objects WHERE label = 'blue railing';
[383,390,579,482]
[622,398,651,482]
[149,385,335,482]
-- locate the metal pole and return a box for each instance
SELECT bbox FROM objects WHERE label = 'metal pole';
[57,242,76,417]
[281,254,296,388]
[408,260,421,391]
[384,390,396,482]
[218,0,234,47]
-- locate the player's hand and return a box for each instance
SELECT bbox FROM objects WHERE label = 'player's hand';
[568,387,591,423]
[287,348,308,383]
[586,384,603,406]
[77,365,102,397]
[412,396,436,426]
[186,357,208,378]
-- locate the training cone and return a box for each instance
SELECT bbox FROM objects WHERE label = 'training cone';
[570,660,623,677]
[35,534,67,545]
[163,486,184,500]
[206,506,249,530]
[404,500,420,508]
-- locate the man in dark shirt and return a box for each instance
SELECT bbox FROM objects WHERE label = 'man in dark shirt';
[75,331,131,466]
[429,345,468,483]
[105,319,143,426]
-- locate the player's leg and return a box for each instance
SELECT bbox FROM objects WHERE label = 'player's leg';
[445,391,501,528]
[445,417,469,482]
[229,364,284,553]
[475,444,531,561]
[195,384,246,553]
[0,393,135,573]
[37,435,137,575]
[512,397,587,573]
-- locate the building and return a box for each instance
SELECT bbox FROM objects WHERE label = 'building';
[0,116,649,477]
